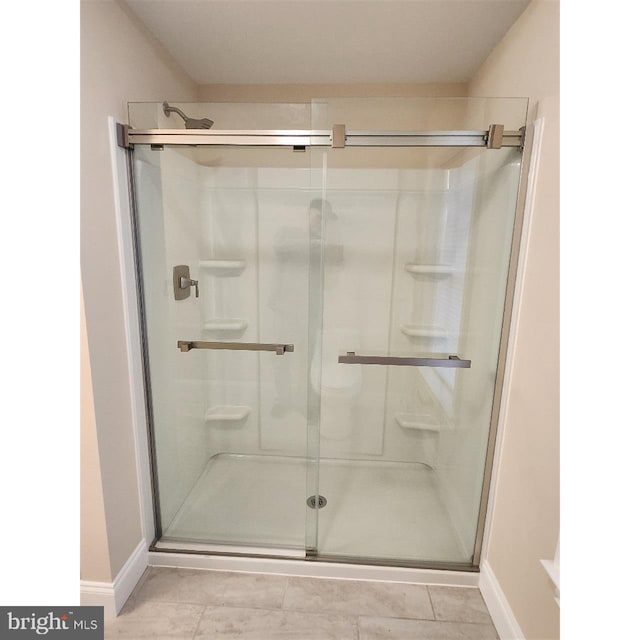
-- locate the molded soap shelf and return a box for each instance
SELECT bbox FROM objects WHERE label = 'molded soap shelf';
[395,413,441,432]
[203,319,248,332]
[205,406,251,424]
[199,259,246,275]
[404,263,454,276]
[400,324,447,339]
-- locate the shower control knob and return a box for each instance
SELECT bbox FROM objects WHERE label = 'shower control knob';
[173,265,199,300]
[179,276,199,298]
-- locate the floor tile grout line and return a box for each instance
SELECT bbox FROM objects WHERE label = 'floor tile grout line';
[133,597,293,612]
[279,604,435,620]
[190,605,208,640]
[425,583,438,621]
[357,613,498,626]
[280,575,289,609]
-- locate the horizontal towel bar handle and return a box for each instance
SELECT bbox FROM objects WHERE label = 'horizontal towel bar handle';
[338,352,471,368]
[178,341,294,355]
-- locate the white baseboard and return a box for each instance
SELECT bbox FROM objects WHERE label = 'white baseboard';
[80,539,148,619]
[479,560,525,640]
[79,581,118,619]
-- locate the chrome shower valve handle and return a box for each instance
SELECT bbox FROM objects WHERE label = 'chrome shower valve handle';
[173,265,199,300]
[179,276,199,298]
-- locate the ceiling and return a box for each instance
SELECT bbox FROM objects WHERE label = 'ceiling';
[123,0,531,85]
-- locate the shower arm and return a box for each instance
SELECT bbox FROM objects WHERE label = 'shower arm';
[161,101,214,129]
[162,101,189,123]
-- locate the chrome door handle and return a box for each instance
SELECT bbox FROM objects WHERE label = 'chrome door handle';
[338,352,471,368]
[177,341,294,355]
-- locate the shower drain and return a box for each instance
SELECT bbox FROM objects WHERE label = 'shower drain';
[306,495,327,509]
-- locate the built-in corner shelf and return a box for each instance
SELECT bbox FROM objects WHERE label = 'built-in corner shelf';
[199,259,246,275]
[400,324,448,339]
[395,413,441,432]
[404,263,454,277]
[203,318,248,332]
[205,405,251,424]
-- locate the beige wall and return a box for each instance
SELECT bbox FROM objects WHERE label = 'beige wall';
[469,2,560,639]
[80,285,112,582]
[197,82,467,102]
[80,0,197,580]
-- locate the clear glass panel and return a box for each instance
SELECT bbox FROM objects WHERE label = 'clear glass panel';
[128,101,312,130]
[310,96,528,132]
[312,97,527,565]
[133,131,322,552]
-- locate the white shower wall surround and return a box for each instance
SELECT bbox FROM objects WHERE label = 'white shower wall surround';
[134,141,521,563]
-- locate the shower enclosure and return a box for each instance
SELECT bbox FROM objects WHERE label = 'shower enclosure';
[122,97,528,570]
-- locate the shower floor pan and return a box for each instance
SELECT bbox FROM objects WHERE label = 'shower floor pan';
[158,453,467,565]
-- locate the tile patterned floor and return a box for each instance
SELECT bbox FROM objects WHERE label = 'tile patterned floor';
[105,568,498,639]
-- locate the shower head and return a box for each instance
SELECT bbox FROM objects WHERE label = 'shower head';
[162,101,214,129]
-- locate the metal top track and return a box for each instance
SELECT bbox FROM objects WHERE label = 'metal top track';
[120,124,523,149]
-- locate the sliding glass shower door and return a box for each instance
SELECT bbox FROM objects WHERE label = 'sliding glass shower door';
[309,98,526,566]
[128,97,528,567]
[132,136,322,554]
[311,144,522,565]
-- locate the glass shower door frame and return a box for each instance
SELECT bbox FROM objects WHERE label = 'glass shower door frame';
[122,113,529,570]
